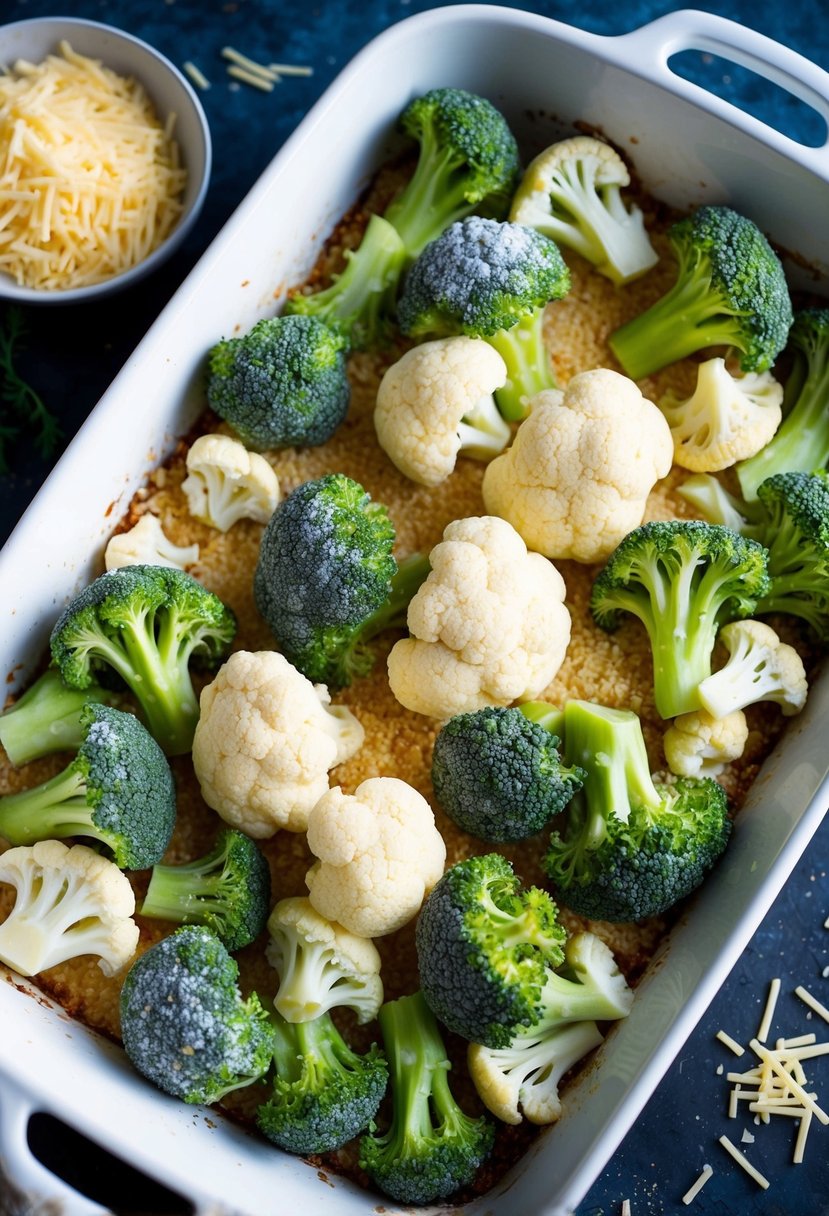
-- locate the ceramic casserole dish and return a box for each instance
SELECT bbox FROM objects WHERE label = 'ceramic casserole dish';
[1,6,828,1214]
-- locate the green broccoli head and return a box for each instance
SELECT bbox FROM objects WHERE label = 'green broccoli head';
[254,474,427,689]
[359,991,495,1206]
[0,703,175,869]
[139,828,271,951]
[737,308,829,500]
[50,564,236,756]
[751,470,829,641]
[415,853,566,1048]
[590,520,770,719]
[397,216,569,420]
[431,706,585,842]
[119,926,273,1105]
[609,204,793,380]
[384,87,520,258]
[207,314,350,450]
[545,700,732,922]
[256,1010,387,1155]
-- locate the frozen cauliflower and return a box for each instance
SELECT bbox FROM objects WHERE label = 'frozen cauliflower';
[663,708,749,778]
[305,777,446,937]
[697,620,808,720]
[104,513,199,572]
[182,433,280,532]
[659,357,783,472]
[482,369,673,563]
[387,515,571,719]
[192,650,364,837]
[374,336,509,486]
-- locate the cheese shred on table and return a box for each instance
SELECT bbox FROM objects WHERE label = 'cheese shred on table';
[0,41,187,289]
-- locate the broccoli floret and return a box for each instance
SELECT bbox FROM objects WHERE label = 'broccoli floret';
[50,564,236,756]
[207,314,350,450]
[737,308,829,500]
[0,667,112,767]
[254,473,430,689]
[750,471,829,641]
[119,926,273,1104]
[359,991,495,1205]
[608,204,792,380]
[590,520,770,719]
[398,216,571,420]
[0,703,175,869]
[431,705,585,842]
[415,853,566,1048]
[256,1009,387,1155]
[383,87,520,260]
[139,828,271,951]
[545,700,732,922]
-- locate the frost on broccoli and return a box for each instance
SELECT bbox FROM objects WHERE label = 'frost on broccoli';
[359,991,495,1206]
[139,828,271,951]
[119,926,273,1105]
[545,700,732,922]
[431,704,584,842]
[609,205,792,381]
[0,703,176,869]
[398,216,570,420]
[50,564,236,756]
[254,473,429,689]
[510,135,658,285]
[590,520,770,719]
[206,315,350,450]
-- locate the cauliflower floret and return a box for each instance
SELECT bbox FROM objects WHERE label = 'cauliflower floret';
[0,840,138,977]
[387,515,571,719]
[374,336,509,486]
[482,369,673,563]
[660,357,783,472]
[104,513,199,571]
[305,777,446,937]
[697,620,808,720]
[182,433,280,532]
[192,650,364,837]
[664,708,749,778]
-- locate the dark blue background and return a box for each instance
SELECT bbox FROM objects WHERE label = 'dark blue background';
[1,2,828,1215]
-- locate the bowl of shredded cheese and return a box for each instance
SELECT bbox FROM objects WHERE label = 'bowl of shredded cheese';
[0,16,211,301]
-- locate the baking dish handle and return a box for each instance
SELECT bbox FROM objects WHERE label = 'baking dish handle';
[611,9,829,170]
[0,1079,111,1216]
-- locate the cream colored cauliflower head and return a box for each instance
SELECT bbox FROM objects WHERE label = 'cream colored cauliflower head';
[192,649,364,837]
[482,368,673,563]
[374,336,509,486]
[305,777,446,937]
[104,513,199,572]
[182,433,280,531]
[387,515,571,719]
[664,708,748,778]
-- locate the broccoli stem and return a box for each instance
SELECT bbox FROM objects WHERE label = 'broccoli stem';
[378,992,458,1140]
[737,353,829,501]
[384,135,474,260]
[0,762,100,847]
[518,701,564,737]
[0,669,108,767]
[456,392,511,460]
[108,611,200,756]
[271,1011,342,1086]
[485,308,557,421]
[140,857,230,925]
[609,260,744,381]
[564,700,662,836]
[358,553,432,642]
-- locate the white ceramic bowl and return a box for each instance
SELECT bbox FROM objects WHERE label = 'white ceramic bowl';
[0,16,211,304]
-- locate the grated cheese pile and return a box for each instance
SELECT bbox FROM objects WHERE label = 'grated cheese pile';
[0,41,187,290]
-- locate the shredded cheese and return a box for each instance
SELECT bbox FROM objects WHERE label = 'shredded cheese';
[268,62,314,77]
[718,1135,770,1189]
[0,41,186,290]
[183,61,210,90]
[681,1164,713,1205]
[716,1029,744,1056]
[795,985,829,1025]
[756,977,781,1043]
[226,65,275,92]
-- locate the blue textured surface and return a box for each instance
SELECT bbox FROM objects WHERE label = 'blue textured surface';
[1,2,828,1215]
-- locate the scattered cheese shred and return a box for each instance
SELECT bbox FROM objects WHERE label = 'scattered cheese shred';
[620,1201,631,1216]
[268,62,314,77]
[718,1135,770,1189]
[681,1164,713,1205]
[221,47,278,82]
[748,1039,829,1125]
[226,65,275,92]
[716,1029,745,1056]
[757,977,781,1043]
[795,985,829,1025]
[793,1110,812,1163]
[183,61,210,90]
[0,41,186,290]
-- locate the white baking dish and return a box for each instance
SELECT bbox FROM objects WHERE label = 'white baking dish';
[1,7,828,1214]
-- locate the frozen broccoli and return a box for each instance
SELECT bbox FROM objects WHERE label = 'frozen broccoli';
[0,703,175,870]
[431,704,584,842]
[590,520,770,719]
[254,473,429,689]
[545,700,732,922]
[119,926,273,1105]
[609,205,792,380]
[0,667,112,767]
[206,314,350,450]
[359,991,495,1205]
[139,828,271,951]
[397,215,570,420]
[50,564,236,756]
